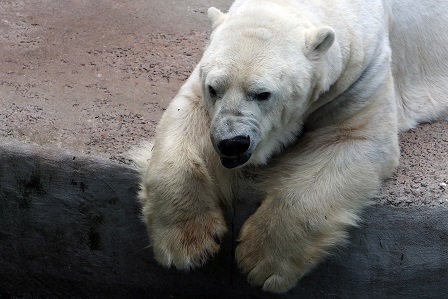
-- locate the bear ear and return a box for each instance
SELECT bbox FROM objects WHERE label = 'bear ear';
[305,26,335,59]
[208,7,227,30]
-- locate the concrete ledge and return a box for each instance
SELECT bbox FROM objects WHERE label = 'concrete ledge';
[1,141,447,298]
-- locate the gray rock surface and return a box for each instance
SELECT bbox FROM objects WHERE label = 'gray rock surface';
[1,141,448,298]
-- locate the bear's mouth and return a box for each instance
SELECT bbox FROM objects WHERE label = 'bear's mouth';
[220,153,251,169]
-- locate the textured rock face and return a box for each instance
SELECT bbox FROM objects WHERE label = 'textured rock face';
[1,141,448,298]
[0,0,447,297]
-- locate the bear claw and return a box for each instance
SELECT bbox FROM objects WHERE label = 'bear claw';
[151,212,228,270]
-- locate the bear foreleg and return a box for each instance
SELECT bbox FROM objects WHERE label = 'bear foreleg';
[236,125,398,293]
[139,68,230,270]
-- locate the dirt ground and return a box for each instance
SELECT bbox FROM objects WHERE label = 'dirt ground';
[0,0,447,206]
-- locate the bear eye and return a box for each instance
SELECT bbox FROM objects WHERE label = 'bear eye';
[208,85,218,97]
[254,92,271,101]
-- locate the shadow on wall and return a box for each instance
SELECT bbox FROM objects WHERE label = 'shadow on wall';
[0,141,447,299]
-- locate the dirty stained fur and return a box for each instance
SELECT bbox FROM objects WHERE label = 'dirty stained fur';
[132,0,448,294]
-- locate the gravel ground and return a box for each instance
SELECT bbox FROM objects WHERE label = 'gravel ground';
[0,0,447,206]
[378,122,448,206]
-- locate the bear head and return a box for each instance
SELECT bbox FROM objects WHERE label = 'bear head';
[200,4,335,169]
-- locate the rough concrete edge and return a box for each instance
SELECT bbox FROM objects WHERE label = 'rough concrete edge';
[1,140,448,299]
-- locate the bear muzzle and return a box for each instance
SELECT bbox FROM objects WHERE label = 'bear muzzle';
[217,135,252,168]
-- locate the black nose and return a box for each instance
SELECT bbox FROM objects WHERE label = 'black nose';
[217,135,250,156]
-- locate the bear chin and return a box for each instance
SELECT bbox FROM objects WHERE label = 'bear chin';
[220,153,251,169]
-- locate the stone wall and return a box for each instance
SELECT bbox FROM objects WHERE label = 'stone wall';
[1,141,447,298]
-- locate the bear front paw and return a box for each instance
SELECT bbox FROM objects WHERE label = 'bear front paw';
[236,246,299,293]
[235,217,304,293]
[151,211,227,270]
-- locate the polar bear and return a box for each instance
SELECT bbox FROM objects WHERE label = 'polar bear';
[134,0,448,293]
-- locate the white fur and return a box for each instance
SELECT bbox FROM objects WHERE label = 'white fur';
[388,0,448,130]
[129,141,154,175]
[134,0,448,293]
